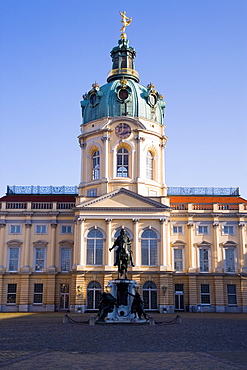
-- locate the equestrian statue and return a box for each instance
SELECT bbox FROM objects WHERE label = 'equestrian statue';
[109,229,134,279]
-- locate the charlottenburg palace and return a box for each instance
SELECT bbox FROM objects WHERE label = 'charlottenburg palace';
[1,20,247,314]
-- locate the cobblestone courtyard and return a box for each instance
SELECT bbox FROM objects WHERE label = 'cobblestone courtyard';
[0,312,247,369]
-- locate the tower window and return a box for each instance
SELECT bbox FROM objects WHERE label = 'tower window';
[92,151,100,180]
[117,148,129,177]
[146,151,153,180]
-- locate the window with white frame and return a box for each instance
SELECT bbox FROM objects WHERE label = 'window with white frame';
[35,248,46,272]
[35,225,47,234]
[86,229,103,265]
[61,248,72,271]
[33,283,43,304]
[87,188,97,197]
[173,248,183,271]
[8,248,20,272]
[201,284,210,304]
[223,225,235,235]
[141,229,158,266]
[198,226,209,235]
[9,225,21,234]
[117,148,129,177]
[143,281,158,310]
[199,248,210,272]
[92,150,100,180]
[61,225,73,234]
[225,248,235,272]
[146,151,153,180]
[87,281,102,310]
[173,226,183,234]
[7,284,17,304]
[227,284,237,305]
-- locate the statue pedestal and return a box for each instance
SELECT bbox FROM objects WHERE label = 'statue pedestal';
[105,279,146,323]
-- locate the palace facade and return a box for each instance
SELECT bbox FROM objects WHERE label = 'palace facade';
[1,21,247,313]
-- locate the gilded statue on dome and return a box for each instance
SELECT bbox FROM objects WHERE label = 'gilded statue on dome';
[119,11,132,39]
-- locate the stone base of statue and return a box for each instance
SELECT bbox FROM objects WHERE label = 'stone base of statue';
[99,279,148,323]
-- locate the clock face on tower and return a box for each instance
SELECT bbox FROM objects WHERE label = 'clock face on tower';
[115,123,131,139]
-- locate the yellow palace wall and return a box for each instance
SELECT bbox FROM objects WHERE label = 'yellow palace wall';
[0,199,247,313]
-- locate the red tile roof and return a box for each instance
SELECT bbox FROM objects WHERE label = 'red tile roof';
[169,196,247,204]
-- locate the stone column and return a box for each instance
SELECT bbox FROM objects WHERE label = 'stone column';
[188,275,197,311]
[132,219,139,266]
[46,275,56,311]
[19,275,30,312]
[239,222,246,273]
[214,275,225,312]
[159,219,165,267]
[79,218,86,266]
[105,219,112,266]
[241,276,247,313]
[159,142,166,187]
[213,221,222,272]
[48,222,57,272]
[79,142,87,185]
[73,217,80,268]
[134,136,145,179]
[0,223,6,273]
[187,221,194,272]
[22,222,32,273]
[101,136,110,179]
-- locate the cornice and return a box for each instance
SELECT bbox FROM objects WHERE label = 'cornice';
[76,207,170,212]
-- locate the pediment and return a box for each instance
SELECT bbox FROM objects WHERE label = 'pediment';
[77,188,170,210]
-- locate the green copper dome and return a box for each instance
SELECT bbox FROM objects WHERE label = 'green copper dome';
[81,39,166,125]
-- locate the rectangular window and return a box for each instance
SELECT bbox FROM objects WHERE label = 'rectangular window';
[35,248,45,272]
[227,284,237,305]
[223,226,234,235]
[35,225,47,234]
[198,226,209,235]
[61,225,72,234]
[199,249,209,272]
[225,249,235,272]
[10,225,21,234]
[87,188,97,197]
[201,284,210,304]
[174,249,183,271]
[33,283,43,304]
[61,248,71,271]
[173,226,183,234]
[7,284,17,304]
[8,248,19,272]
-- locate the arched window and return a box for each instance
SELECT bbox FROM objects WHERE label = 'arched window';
[146,151,153,180]
[92,150,100,180]
[141,229,158,265]
[117,148,129,177]
[143,281,157,310]
[86,229,103,265]
[87,281,102,310]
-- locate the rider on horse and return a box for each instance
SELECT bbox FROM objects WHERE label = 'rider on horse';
[109,229,134,267]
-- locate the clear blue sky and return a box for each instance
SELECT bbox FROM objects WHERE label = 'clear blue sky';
[0,0,246,198]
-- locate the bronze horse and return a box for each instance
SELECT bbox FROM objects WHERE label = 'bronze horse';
[109,229,134,279]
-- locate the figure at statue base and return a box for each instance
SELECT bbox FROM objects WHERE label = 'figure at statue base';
[96,292,117,322]
[129,291,148,320]
[109,229,134,279]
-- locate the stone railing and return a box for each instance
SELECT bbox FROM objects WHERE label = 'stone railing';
[171,203,247,212]
[1,202,75,211]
